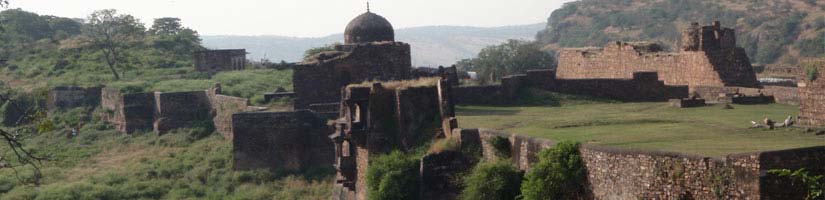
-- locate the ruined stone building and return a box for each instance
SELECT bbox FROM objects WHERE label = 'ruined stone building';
[293,11,411,112]
[46,86,102,113]
[557,22,760,93]
[329,78,456,200]
[101,85,254,137]
[194,49,247,73]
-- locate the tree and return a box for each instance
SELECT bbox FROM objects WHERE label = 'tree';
[303,43,341,61]
[83,9,145,80]
[147,17,203,59]
[459,40,556,85]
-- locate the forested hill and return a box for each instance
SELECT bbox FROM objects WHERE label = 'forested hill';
[537,0,825,68]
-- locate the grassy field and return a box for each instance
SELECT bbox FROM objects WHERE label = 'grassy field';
[457,102,825,157]
[0,110,331,199]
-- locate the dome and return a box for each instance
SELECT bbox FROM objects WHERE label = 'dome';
[344,12,395,44]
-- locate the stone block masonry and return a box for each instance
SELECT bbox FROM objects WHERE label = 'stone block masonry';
[231,110,334,172]
[293,41,411,111]
[153,91,213,134]
[453,70,689,105]
[557,22,759,90]
[799,59,825,126]
[101,86,256,136]
[101,88,156,134]
[450,128,825,199]
[47,86,102,113]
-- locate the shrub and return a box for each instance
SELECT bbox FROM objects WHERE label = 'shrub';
[488,136,511,159]
[461,161,523,200]
[519,141,586,200]
[366,151,421,200]
[807,64,820,81]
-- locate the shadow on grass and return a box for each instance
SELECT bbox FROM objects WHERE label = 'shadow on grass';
[549,119,681,129]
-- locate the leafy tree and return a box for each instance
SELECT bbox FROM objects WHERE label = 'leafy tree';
[82,9,146,80]
[459,40,556,85]
[302,43,340,61]
[147,17,204,61]
[366,151,421,200]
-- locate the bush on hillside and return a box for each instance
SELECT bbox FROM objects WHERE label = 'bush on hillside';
[460,161,523,200]
[519,141,586,200]
[366,151,421,200]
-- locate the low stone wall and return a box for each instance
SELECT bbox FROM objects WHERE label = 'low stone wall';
[153,91,213,134]
[47,86,102,113]
[451,128,824,199]
[453,71,689,105]
[209,94,250,139]
[101,88,156,134]
[693,86,800,105]
[453,85,506,105]
[232,110,334,172]
[102,87,255,136]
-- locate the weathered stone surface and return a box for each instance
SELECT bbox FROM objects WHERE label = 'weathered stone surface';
[153,91,213,134]
[194,49,246,74]
[231,110,333,172]
[101,88,156,134]
[454,70,688,105]
[47,86,102,113]
[799,60,825,126]
[557,22,759,90]
[450,128,823,199]
[293,41,411,111]
[330,79,455,200]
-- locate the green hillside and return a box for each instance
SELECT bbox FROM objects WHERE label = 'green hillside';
[537,0,825,69]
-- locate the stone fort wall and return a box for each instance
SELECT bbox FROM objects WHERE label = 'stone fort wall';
[231,110,334,172]
[557,22,760,91]
[557,41,759,89]
[101,86,254,136]
[799,60,825,126]
[453,70,689,105]
[451,128,823,199]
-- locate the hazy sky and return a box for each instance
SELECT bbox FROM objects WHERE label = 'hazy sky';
[7,0,575,37]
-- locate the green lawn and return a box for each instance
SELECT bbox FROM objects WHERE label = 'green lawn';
[457,103,825,157]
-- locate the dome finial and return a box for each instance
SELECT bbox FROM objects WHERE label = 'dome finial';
[367,1,370,12]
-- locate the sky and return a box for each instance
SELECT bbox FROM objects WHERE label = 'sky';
[7,0,575,37]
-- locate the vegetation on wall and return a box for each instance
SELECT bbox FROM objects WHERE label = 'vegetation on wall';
[519,141,585,200]
[365,151,422,200]
[768,168,824,200]
[460,161,523,200]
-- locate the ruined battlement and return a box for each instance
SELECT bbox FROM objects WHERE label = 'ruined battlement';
[330,78,455,200]
[100,85,255,137]
[682,21,737,52]
[558,22,759,90]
